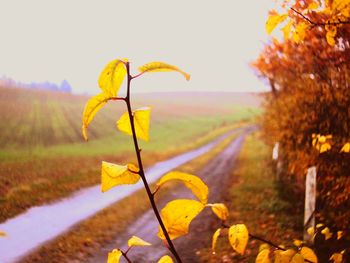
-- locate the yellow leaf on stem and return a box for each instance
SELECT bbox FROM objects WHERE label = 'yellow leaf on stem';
[266,13,287,34]
[207,203,229,221]
[101,162,140,192]
[157,255,174,263]
[157,171,209,204]
[98,59,128,97]
[117,107,151,141]
[256,248,270,263]
[107,249,122,263]
[300,247,318,263]
[228,224,249,255]
[212,228,221,253]
[138,62,190,81]
[127,235,151,247]
[157,199,204,240]
[82,93,111,141]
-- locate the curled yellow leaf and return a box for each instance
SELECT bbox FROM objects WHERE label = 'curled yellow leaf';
[228,224,249,255]
[98,58,128,97]
[158,199,204,240]
[207,203,229,221]
[117,107,151,141]
[266,13,288,34]
[101,162,140,192]
[156,171,209,204]
[138,61,190,81]
[127,235,151,247]
[157,255,174,263]
[212,228,221,253]
[107,249,122,263]
[300,247,318,263]
[340,142,350,153]
[82,93,111,141]
[256,248,270,263]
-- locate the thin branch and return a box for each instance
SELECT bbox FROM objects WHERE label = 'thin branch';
[111,97,126,101]
[131,72,145,80]
[124,62,183,263]
[291,7,350,26]
[121,250,132,263]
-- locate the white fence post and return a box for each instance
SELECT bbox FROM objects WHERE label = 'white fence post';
[304,166,317,242]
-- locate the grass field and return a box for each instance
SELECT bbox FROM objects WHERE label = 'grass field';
[0,86,261,221]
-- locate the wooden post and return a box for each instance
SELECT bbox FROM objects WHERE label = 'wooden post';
[304,166,316,242]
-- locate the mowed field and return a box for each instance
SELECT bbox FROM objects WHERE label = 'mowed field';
[0,86,261,221]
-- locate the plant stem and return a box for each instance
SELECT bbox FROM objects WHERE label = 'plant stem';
[123,62,183,263]
[121,250,133,263]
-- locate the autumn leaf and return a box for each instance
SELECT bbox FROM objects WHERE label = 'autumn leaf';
[157,255,174,263]
[256,248,270,263]
[228,224,249,255]
[101,162,140,192]
[293,239,303,247]
[290,253,304,263]
[330,252,343,263]
[266,13,288,34]
[127,235,151,247]
[293,22,308,43]
[300,247,318,263]
[325,25,337,46]
[321,227,333,240]
[117,107,151,141]
[307,2,319,10]
[212,228,221,253]
[275,249,296,263]
[82,93,111,141]
[158,199,204,240]
[138,62,190,81]
[0,231,6,237]
[156,172,209,204]
[282,21,293,39]
[98,59,128,97]
[340,142,350,153]
[107,249,122,263]
[337,231,344,240]
[207,203,229,221]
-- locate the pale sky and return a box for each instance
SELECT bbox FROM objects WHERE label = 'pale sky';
[0,0,275,94]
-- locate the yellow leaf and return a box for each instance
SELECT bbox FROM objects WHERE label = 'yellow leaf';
[282,21,293,39]
[127,235,151,247]
[293,239,303,247]
[275,249,296,263]
[320,142,331,153]
[101,162,140,192]
[82,93,111,141]
[307,227,314,236]
[256,248,270,263]
[116,107,151,141]
[259,244,270,252]
[158,199,204,240]
[266,13,288,34]
[212,228,221,253]
[316,223,324,229]
[307,2,319,10]
[340,142,350,153]
[290,253,304,263]
[330,252,343,263]
[337,231,344,240]
[321,227,333,240]
[292,22,308,43]
[107,249,122,263]
[228,224,249,255]
[300,247,318,263]
[98,59,128,97]
[207,203,229,221]
[157,172,209,204]
[138,61,190,81]
[0,231,6,237]
[157,255,174,263]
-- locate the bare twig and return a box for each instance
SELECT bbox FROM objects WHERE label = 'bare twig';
[291,7,350,26]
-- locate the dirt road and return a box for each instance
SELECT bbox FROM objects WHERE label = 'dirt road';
[89,126,256,263]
